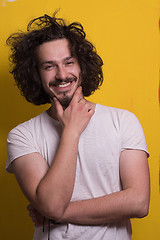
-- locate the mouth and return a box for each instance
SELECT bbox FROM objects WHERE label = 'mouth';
[55,81,72,88]
[50,76,77,92]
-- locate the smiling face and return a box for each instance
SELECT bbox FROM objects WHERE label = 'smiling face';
[36,38,82,108]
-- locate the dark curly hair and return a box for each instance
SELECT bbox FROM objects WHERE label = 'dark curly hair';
[6,13,104,105]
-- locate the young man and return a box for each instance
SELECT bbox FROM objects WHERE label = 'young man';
[6,13,150,240]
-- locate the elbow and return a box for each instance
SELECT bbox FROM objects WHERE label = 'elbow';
[138,203,149,218]
[135,195,150,218]
[36,187,67,221]
[136,205,149,218]
[39,200,66,221]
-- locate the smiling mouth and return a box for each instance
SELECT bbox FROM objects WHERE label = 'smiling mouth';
[49,76,78,92]
[55,81,72,88]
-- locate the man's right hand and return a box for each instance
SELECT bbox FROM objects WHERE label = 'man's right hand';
[54,86,95,137]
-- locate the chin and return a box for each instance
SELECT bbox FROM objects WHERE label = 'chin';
[57,86,79,108]
[58,96,73,109]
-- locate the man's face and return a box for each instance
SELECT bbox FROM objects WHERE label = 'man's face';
[36,38,81,108]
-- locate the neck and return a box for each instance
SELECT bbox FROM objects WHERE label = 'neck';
[47,105,59,121]
[47,97,96,121]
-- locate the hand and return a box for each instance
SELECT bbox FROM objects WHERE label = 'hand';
[27,204,44,227]
[54,87,95,136]
[27,204,61,227]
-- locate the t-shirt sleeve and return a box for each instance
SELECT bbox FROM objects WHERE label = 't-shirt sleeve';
[120,110,149,157]
[6,123,38,173]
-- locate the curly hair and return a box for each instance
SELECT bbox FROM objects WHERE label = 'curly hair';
[6,13,104,105]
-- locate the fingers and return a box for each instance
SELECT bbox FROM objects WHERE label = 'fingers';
[71,87,94,116]
[71,86,83,104]
[78,98,86,106]
[27,205,43,227]
[75,86,82,96]
[87,107,95,117]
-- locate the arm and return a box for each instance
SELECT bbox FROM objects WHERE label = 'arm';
[11,87,94,221]
[59,149,150,225]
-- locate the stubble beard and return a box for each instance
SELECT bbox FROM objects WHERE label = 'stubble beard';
[57,93,74,110]
[46,76,81,110]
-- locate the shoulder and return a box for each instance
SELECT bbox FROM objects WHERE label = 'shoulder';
[6,112,48,172]
[95,104,137,122]
[8,112,47,138]
[95,104,144,135]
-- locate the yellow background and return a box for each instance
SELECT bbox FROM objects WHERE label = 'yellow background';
[0,0,160,239]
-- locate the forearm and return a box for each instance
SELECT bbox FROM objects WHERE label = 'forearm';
[61,188,149,225]
[35,127,79,219]
[27,150,149,226]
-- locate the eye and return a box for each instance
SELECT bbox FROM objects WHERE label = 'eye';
[43,65,55,71]
[45,65,52,69]
[66,61,74,66]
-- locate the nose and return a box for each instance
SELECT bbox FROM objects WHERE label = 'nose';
[56,65,68,80]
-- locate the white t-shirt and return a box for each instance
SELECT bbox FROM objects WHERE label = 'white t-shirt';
[6,104,149,240]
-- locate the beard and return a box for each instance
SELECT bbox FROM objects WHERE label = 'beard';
[45,75,81,109]
[57,94,74,109]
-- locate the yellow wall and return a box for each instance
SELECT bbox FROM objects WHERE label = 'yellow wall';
[0,0,159,239]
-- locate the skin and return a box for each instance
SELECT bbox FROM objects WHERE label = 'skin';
[28,150,150,227]
[37,38,82,110]
[12,39,95,220]
[11,39,150,228]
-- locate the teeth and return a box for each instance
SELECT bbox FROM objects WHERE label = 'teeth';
[57,82,71,88]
